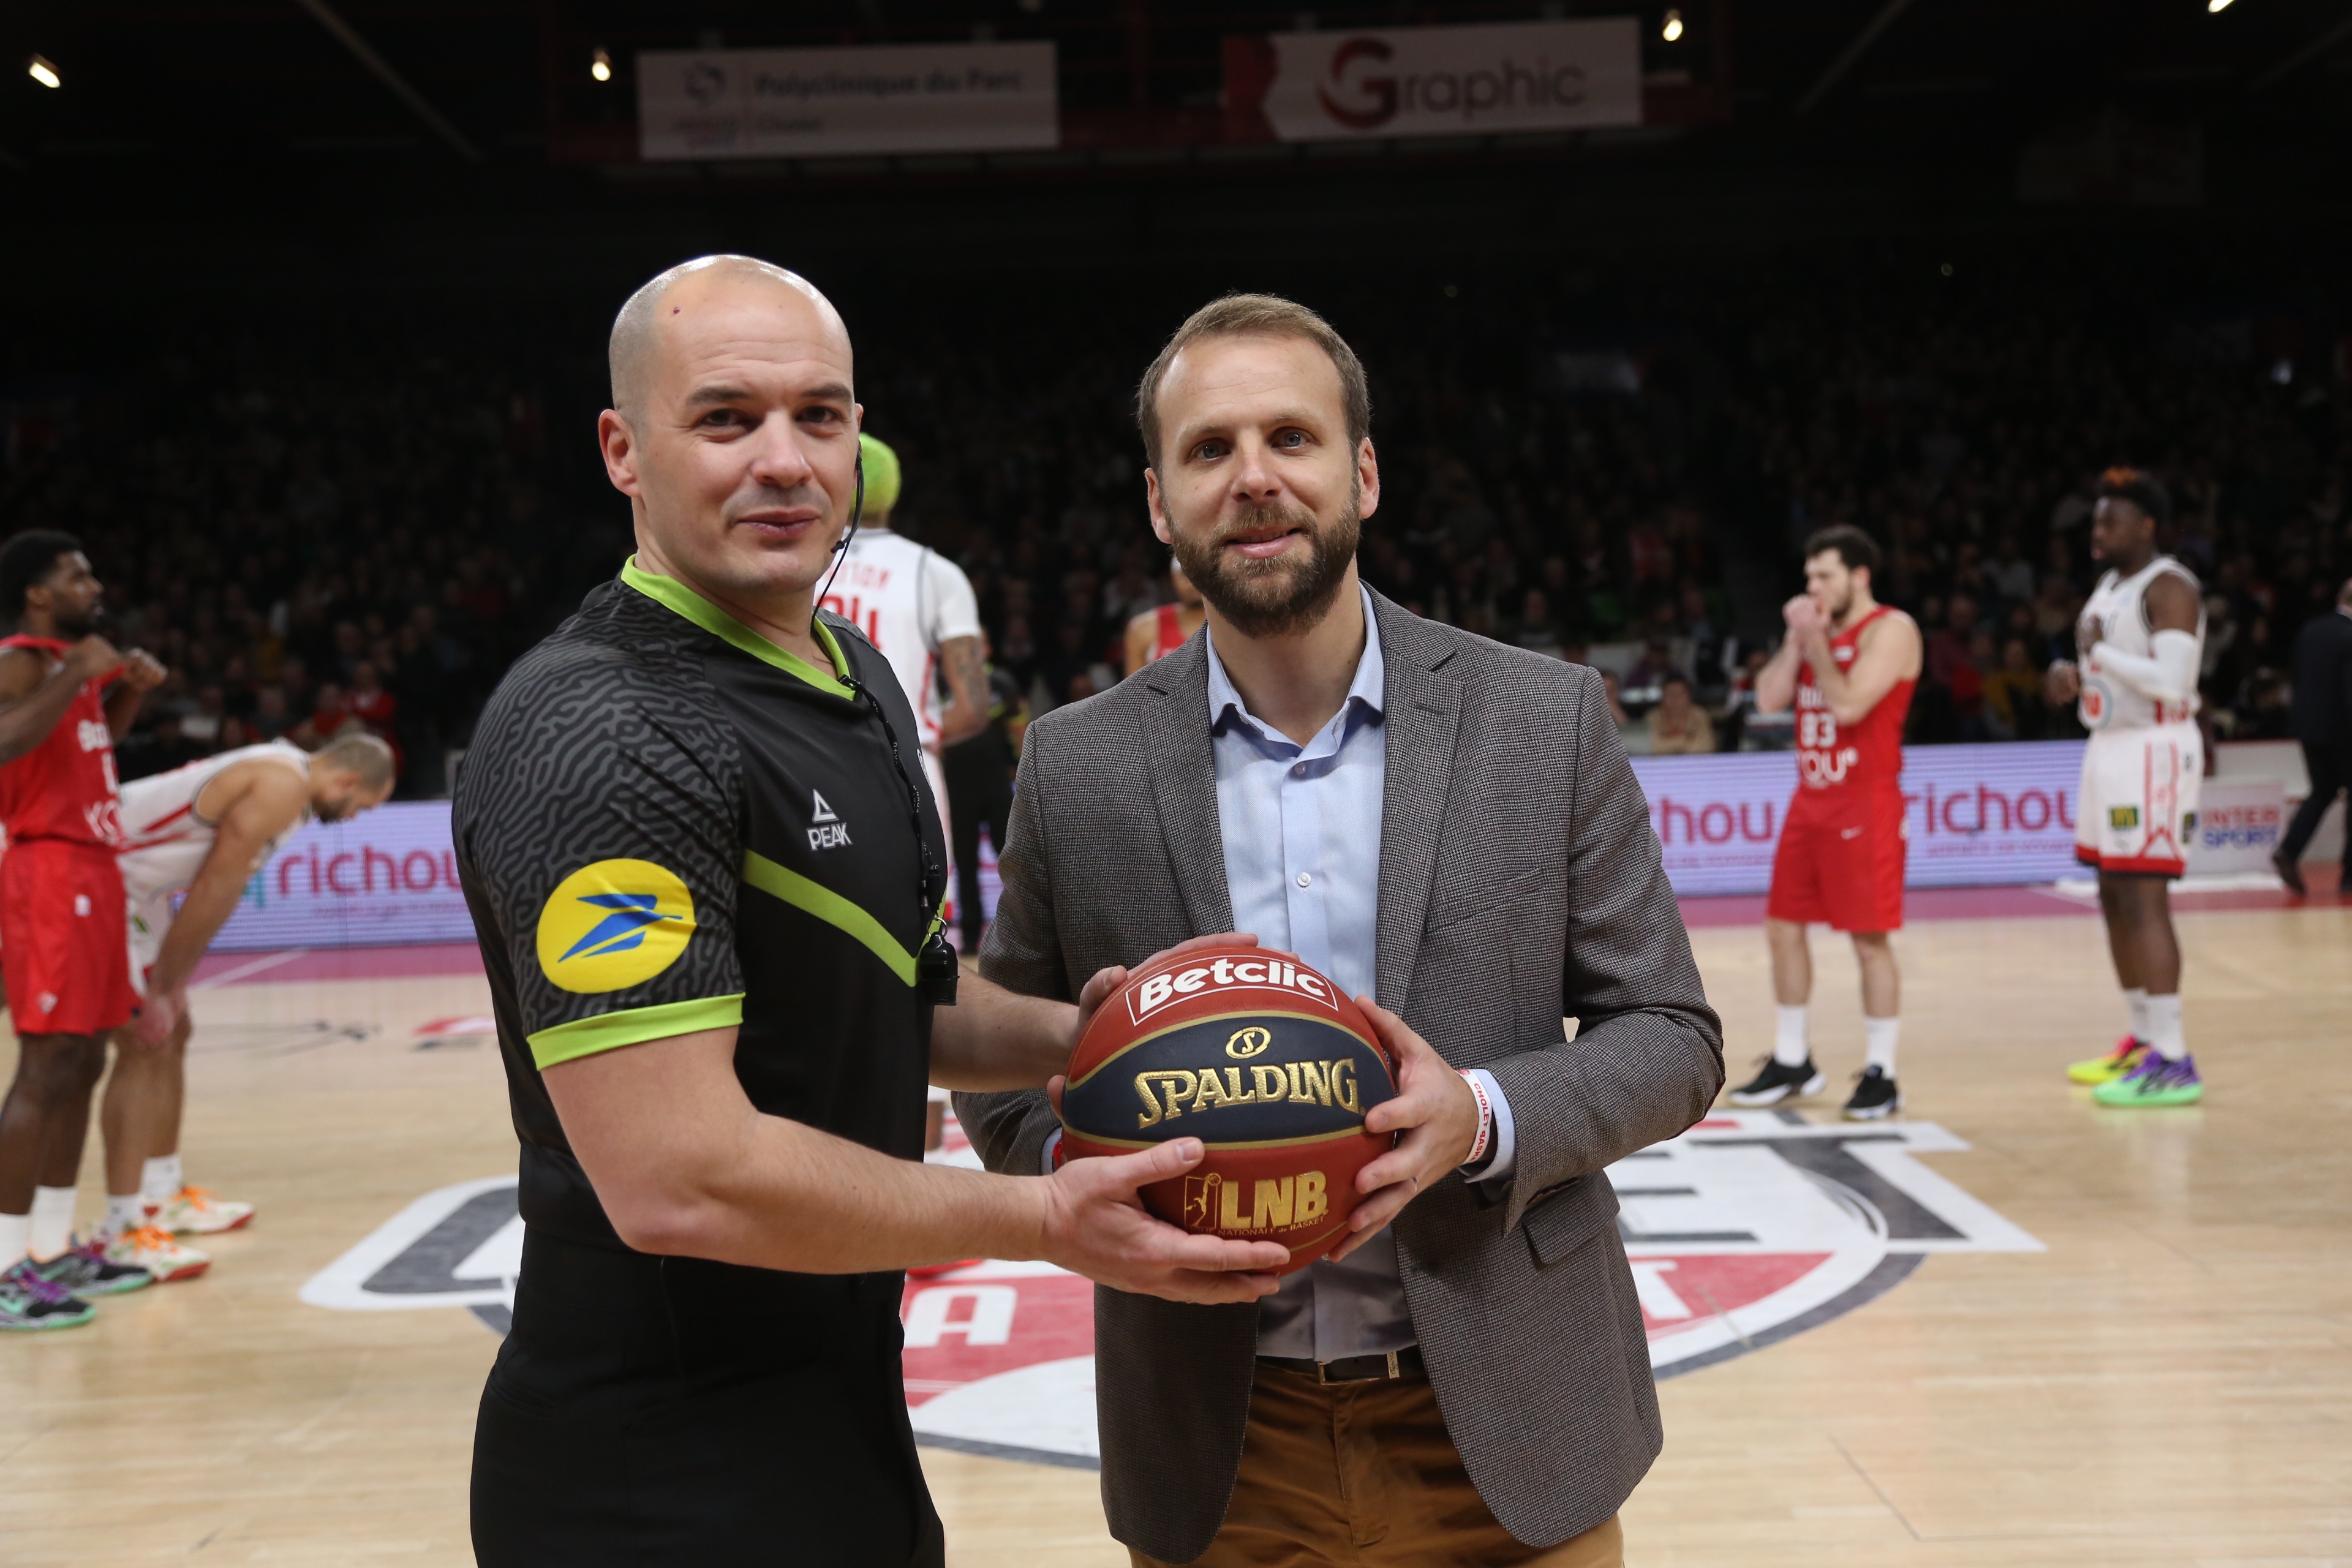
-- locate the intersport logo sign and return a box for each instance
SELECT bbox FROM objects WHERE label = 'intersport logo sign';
[1226,19,1642,143]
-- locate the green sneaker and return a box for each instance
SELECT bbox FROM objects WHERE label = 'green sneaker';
[33,1235,154,1297]
[1,1258,96,1330]
[2091,1050,2203,1107]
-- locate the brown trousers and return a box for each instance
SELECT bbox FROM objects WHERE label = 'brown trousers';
[1128,1362,1624,1568]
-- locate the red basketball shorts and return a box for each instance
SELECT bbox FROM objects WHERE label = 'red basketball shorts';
[1766,790,1907,933]
[0,839,137,1037]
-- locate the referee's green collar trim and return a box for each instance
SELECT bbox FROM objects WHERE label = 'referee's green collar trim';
[620,556,854,699]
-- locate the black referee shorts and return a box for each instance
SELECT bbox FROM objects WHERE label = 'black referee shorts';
[471,1227,944,1567]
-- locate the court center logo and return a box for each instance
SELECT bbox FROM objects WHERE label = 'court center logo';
[304,1110,2039,1470]
[534,858,695,993]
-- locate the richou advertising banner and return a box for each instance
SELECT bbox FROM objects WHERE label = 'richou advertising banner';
[1225,19,1642,143]
[1630,741,2091,896]
[638,41,1058,161]
[213,802,475,952]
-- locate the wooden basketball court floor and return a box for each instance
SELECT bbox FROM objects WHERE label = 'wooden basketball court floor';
[2,891,2347,1567]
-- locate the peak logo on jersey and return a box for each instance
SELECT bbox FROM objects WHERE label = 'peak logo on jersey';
[534,859,695,994]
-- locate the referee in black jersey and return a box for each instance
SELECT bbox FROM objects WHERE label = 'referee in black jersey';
[456,255,1289,1566]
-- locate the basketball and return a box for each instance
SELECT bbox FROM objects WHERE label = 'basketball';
[1059,944,1395,1276]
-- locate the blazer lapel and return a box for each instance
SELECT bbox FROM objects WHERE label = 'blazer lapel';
[1136,636,1235,935]
[1372,593,1462,1011]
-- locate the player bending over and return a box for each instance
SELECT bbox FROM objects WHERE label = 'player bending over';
[2046,469,2208,1107]
[1732,524,1921,1120]
[89,733,396,1281]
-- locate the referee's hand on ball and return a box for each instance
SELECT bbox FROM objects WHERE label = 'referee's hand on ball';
[1038,932,1294,1305]
[1035,1137,1292,1303]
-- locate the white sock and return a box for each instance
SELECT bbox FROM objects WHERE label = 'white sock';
[104,1193,147,1239]
[2124,987,2150,1042]
[1865,1016,1901,1076]
[2146,994,2185,1061]
[0,1212,28,1270]
[1773,1005,1811,1066]
[141,1154,183,1208]
[29,1186,78,1261]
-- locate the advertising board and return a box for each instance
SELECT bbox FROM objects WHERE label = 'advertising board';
[211,802,474,952]
[1225,19,1642,143]
[1630,741,2091,896]
[638,40,1058,161]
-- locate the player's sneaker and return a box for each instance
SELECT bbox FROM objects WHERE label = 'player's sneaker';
[0,1258,95,1330]
[1727,1057,1826,1107]
[1842,1066,1901,1120]
[2092,1051,2203,1107]
[2066,1035,2149,1085]
[31,1236,154,1297]
[150,1186,253,1235]
[104,1224,211,1283]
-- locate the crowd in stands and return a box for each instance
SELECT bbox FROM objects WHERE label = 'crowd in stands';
[1,265,2340,793]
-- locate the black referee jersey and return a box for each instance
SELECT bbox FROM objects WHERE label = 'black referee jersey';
[454,557,952,1567]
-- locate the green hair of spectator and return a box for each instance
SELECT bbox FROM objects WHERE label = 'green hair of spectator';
[858,434,902,520]
[314,732,396,790]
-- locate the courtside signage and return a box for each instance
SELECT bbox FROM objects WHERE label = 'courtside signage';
[1631,741,2093,896]
[309,1111,2038,1469]
[212,802,473,951]
[1225,20,1642,143]
[638,41,1058,161]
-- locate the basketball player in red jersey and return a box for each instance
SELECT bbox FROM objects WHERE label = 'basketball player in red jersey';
[1123,555,1207,673]
[1731,525,1922,1120]
[0,531,166,1329]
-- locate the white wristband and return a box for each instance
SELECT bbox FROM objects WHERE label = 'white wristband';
[1458,1069,1494,1167]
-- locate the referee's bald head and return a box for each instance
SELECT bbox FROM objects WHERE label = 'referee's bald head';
[608,256,851,423]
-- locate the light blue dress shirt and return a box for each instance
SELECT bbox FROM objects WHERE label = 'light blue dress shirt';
[1205,585,1516,1360]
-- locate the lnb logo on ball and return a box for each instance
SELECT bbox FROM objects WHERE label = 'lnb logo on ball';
[306,1110,2038,1470]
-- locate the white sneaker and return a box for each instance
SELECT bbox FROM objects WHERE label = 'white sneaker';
[149,1186,254,1236]
[105,1224,211,1283]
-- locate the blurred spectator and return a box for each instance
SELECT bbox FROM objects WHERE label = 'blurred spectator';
[1982,636,2048,740]
[1648,673,1717,755]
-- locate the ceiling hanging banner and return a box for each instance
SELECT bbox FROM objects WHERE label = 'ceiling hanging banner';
[1226,18,1642,143]
[638,40,1059,161]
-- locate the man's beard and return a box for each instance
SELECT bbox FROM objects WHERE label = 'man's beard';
[1171,498,1360,640]
[53,603,100,639]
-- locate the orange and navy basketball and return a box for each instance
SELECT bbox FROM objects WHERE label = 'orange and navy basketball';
[1059,944,1395,1276]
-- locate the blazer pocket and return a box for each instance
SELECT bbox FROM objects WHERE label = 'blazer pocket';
[1423,868,1544,935]
[1521,1175,1621,1268]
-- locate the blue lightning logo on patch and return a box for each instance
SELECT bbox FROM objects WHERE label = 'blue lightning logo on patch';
[558,893,684,963]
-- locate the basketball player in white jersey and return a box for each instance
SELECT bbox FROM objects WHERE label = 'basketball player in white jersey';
[820,435,986,1164]
[91,733,394,1277]
[2045,469,2207,1107]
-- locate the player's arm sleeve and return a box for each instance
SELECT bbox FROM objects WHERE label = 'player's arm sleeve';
[2090,631,2199,704]
[924,554,984,646]
[954,723,1068,1179]
[1481,668,1725,1235]
[460,665,745,1072]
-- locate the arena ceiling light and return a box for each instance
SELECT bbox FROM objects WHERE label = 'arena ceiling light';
[27,54,61,89]
[591,48,612,83]
[1662,9,1684,42]
[2207,0,2234,11]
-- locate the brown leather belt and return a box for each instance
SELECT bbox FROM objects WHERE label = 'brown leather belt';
[1258,1346,1425,1384]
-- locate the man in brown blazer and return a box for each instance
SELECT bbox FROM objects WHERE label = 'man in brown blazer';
[957,295,1722,1567]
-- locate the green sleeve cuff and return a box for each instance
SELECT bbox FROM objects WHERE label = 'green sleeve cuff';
[527,993,746,1070]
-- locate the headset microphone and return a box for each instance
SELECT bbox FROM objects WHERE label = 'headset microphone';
[815,454,864,611]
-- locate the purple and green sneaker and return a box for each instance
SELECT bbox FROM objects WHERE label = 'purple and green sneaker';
[2092,1050,2203,1107]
